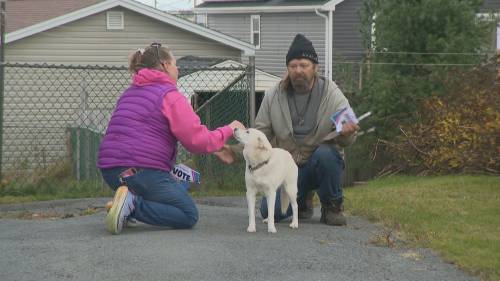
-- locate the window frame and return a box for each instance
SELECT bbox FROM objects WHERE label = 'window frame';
[250,14,261,49]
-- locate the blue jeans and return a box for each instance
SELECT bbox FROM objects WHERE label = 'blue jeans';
[260,144,345,221]
[101,167,198,229]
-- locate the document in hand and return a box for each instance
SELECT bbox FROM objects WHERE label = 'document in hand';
[330,107,359,133]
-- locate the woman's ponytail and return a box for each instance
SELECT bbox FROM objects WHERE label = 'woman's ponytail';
[128,45,173,73]
[128,49,145,73]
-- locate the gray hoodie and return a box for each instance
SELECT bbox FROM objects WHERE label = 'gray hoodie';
[233,76,357,165]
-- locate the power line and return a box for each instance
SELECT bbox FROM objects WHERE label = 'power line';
[333,61,478,66]
[334,50,490,56]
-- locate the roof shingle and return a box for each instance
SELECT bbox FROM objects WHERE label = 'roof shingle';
[197,0,330,9]
[6,0,105,33]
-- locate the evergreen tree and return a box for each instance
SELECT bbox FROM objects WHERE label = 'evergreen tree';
[358,0,494,138]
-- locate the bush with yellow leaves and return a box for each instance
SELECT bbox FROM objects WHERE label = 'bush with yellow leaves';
[391,54,499,175]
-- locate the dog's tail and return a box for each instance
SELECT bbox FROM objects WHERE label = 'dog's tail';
[280,186,289,215]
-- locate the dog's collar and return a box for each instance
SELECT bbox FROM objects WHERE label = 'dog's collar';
[248,158,270,172]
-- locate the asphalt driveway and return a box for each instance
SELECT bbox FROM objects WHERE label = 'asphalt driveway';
[0,197,479,281]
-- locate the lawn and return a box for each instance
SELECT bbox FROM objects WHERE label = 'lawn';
[0,177,246,204]
[344,175,500,281]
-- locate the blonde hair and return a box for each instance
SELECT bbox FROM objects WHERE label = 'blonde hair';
[128,44,174,73]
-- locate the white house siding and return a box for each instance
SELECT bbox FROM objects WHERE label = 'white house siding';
[3,8,243,172]
[207,6,364,77]
[207,13,252,43]
[332,0,364,62]
[208,12,326,77]
[481,0,500,12]
[3,66,100,172]
[6,8,242,64]
[258,13,328,77]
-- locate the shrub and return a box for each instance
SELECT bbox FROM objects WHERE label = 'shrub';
[390,54,500,174]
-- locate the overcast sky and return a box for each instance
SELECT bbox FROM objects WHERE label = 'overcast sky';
[136,0,196,11]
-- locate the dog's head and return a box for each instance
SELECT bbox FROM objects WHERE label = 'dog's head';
[234,128,272,152]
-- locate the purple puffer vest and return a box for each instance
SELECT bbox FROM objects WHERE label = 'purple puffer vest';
[97,83,177,172]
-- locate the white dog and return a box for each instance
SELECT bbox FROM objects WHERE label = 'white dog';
[234,128,299,233]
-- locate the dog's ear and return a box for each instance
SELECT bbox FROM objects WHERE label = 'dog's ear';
[257,137,267,150]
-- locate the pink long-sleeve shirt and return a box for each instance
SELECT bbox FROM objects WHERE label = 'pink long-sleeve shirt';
[133,68,233,154]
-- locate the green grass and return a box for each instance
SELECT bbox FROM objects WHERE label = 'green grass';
[0,160,115,204]
[345,175,500,281]
[0,179,114,204]
[0,156,246,205]
[0,178,245,204]
[0,169,245,204]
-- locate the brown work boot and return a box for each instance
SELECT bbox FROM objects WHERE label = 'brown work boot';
[320,199,346,226]
[298,191,315,220]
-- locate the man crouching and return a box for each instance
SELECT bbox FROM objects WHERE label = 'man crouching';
[215,33,358,226]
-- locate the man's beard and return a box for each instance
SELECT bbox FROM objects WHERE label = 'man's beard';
[290,75,314,94]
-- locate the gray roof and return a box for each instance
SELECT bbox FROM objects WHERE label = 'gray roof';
[197,0,330,9]
[177,56,227,76]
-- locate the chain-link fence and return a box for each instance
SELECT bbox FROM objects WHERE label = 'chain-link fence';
[332,61,363,97]
[1,59,392,191]
[1,62,251,191]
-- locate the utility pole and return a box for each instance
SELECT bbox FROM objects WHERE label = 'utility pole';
[0,0,6,181]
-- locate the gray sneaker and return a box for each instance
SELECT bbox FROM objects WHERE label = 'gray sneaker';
[106,186,136,234]
[106,199,138,228]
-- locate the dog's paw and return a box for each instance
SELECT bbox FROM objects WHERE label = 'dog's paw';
[262,218,268,224]
[289,222,298,229]
[247,225,256,233]
[267,226,277,233]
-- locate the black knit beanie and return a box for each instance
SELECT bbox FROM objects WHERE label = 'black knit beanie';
[286,34,318,65]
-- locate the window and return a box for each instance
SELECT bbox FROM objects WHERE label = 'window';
[251,15,261,49]
[195,13,207,27]
[107,11,124,30]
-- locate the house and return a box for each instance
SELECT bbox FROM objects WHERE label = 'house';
[5,0,255,65]
[482,0,500,14]
[195,0,500,81]
[1,0,260,175]
[480,0,500,52]
[194,0,365,82]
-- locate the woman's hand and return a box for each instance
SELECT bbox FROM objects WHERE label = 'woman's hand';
[214,145,235,164]
[228,120,245,131]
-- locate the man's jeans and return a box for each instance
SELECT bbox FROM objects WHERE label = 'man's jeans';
[101,167,198,229]
[260,144,345,221]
